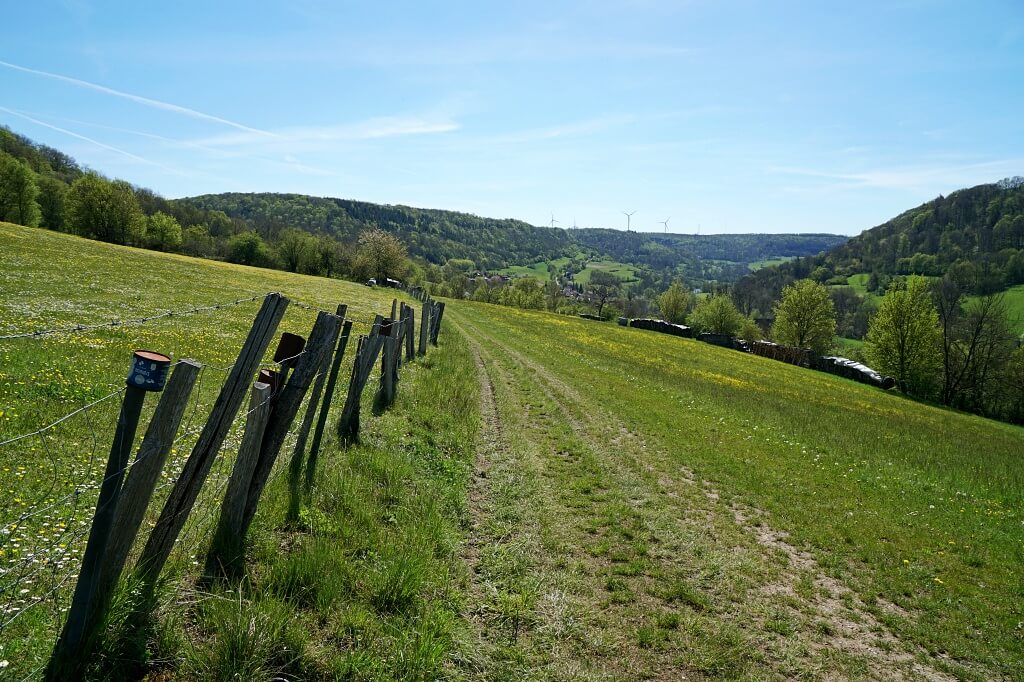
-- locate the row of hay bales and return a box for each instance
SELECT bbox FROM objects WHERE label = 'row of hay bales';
[622,317,693,337]
[619,318,895,390]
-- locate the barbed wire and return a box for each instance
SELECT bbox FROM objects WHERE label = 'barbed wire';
[0,294,409,677]
[0,294,266,341]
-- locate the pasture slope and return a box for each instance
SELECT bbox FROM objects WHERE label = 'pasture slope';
[2,221,1023,680]
[448,303,1024,680]
[0,223,480,680]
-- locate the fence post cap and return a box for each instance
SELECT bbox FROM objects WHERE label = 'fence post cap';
[127,350,171,391]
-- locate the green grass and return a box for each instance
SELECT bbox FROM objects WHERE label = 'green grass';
[748,256,796,271]
[449,300,1024,679]
[572,259,639,285]
[5,221,1024,679]
[0,222,478,679]
[500,257,638,285]
[967,283,1024,336]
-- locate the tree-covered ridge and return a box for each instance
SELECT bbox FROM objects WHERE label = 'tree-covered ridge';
[180,192,847,277]
[738,179,1024,302]
[180,192,573,271]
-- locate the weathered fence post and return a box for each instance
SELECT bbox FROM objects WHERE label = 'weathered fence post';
[203,381,273,579]
[93,359,201,614]
[305,309,351,492]
[46,350,174,681]
[239,310,342,539]
[134,293,288,588]
[419,299,431,356]
[430,301,446,345]
[337,315,385,444]
[375,318,402,411]
[286,314,344,523]
[404,303,415,362]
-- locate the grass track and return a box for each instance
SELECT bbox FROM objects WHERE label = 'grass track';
[450,300,1024,680]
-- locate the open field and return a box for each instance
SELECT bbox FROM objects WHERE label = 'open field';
[748,256,796,271]
[450,302,1024,680]
[3,222,1023,680]
[967,283,1024,336]
[0,223,478,679]
[500,258,638,285]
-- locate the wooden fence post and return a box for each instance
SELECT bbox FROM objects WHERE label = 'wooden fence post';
[203,382,273,579]
[286,314,343,523]
[305,312,351,492]
[134,294,288,588]
[239,311,341,539]
[430,301,446,345]
[337,315,385,444]
[93,360,201,617]
[375,318,402,411]
[404,303,416,362]
[46,350,175,681]
[418,299,431,356]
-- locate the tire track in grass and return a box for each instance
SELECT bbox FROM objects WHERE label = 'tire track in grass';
[453,306,964,681]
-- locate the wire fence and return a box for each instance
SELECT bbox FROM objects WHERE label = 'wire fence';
[0,290,399,678]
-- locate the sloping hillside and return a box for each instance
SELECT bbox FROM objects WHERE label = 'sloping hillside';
[736,178,1024,312]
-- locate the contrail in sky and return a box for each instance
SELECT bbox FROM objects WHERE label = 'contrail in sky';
[0,105,181,172]
[0,59,275,137]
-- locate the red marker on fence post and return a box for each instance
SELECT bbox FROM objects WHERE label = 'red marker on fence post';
[46,350,171,681]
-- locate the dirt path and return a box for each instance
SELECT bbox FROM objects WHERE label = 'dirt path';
[452,309,963,681]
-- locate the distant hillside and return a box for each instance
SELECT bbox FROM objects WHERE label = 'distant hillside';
[180,192,846,282]
[735,178,1024,313]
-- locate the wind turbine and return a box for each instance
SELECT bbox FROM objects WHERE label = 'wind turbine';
[572,217,578,230]
[659,217,670,233]
[622,210,636,232]
[550,213,560,229]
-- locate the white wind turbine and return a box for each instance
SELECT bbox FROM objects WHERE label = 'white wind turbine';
[622,210,636,232]
[659,217,670,233]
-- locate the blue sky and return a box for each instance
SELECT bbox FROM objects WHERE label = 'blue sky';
[1,0,1022,235]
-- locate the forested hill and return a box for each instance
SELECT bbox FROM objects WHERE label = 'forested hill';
[735,178,1024,311]
[180,192,846,275]
[179,192,571,270]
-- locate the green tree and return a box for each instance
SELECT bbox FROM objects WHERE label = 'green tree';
[36,174,67,231]
[276,228,315,273]
[689,294,746,336]
[228,231,271,267]
[356,228,408,283]
[67,173,145,244]
[499,277,544,310]
[865,276,942,395]
[587,270,620,319]
[182,224,215,257]
[657,281,691,323]
[315,234,346,278]
[0,151,42,226]
[146,211,183,251]
[771,279,836,354]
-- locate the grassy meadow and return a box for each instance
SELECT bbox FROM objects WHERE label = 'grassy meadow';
[449,301,1024,680]
[0,223,479,679]
[3,221,1024,680]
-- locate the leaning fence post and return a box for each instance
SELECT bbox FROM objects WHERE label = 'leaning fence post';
[46,350,173,682]
[337,315,385,444]
[431,301,446,344]
[404,304,416,361]
[134,293,288,588]
[239,310,342,540]
[203,381,273,579]
[92,359,201,622]
[287,315,343,523]
[306,314,352,492]
[419,299,431,356]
